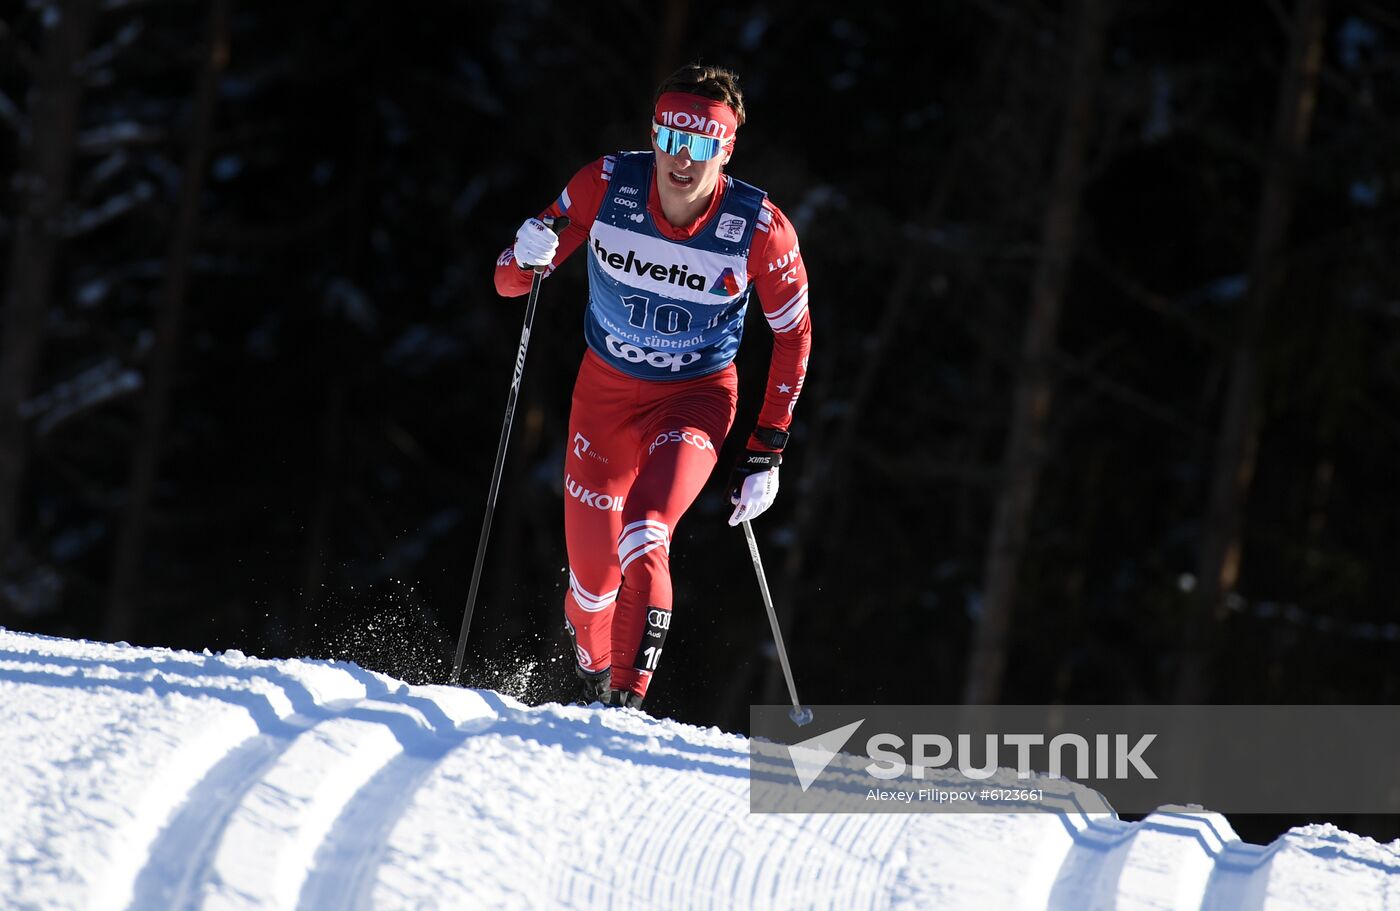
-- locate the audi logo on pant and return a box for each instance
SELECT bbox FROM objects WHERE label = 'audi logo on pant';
[647,609,672,630]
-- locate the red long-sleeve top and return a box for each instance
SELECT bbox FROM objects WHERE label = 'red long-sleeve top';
[494,156,811,452]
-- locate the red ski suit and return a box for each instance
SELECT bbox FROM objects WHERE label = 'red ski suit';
[494,155,811,698]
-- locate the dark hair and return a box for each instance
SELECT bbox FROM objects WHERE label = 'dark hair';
[653,64,746,128]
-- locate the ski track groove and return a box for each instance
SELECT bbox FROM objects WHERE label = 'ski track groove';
[105,659,482,911]
[195,699,470,911]
[119,706,364,911]
[106,660,464,906]
[295,747,444,911]
[127,727,297,911]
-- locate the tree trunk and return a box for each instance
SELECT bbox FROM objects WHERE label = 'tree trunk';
[0,0,102,610]
[106,0,231,639]
[962,0,1110,704]
[1177,0,1326,703]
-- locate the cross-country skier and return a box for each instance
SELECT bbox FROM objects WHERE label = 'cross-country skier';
[493,64,812,709]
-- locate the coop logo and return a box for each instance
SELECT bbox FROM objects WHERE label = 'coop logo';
[605,335,702,373]
[647,429,715,456]
[657,109,731,139]
[613,196,639,210]
[565,473,624,512]
[591,238,709,291]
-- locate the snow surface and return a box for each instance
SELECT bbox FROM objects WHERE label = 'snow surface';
[1,628,1397,910]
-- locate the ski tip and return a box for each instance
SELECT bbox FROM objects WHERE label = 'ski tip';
[790,705,814,727]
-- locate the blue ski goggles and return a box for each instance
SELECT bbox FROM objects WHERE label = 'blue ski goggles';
[652,122,726,162]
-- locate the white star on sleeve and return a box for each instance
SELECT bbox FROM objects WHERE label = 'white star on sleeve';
[777,383,793,394]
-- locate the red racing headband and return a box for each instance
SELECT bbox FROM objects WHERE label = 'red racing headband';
[654,92,739,151]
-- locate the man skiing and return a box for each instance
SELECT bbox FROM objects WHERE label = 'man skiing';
[493,64,811,709]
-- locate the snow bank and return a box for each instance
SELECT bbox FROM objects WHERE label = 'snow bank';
[0,629,1395,910]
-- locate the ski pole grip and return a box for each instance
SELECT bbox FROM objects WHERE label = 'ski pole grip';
[533,215,571,273]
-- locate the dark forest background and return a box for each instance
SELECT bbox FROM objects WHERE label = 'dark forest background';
[2,0,1398,843]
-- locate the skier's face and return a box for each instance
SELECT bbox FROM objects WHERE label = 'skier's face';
[651,131,729,219]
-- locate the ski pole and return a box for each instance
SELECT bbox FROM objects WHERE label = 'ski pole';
[450,216,569,686]
[742,519,813,726]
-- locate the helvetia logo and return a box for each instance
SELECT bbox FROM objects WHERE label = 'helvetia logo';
[709,267,741,296]
[592,237,707,291]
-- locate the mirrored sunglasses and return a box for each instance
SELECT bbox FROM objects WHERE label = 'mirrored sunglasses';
[652,122,724,162]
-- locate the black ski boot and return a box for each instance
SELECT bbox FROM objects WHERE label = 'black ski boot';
[575,666,612,705]
[606,689,645,710]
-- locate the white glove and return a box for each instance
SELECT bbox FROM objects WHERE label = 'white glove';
[513,217,560,269]
[727,452,781,526]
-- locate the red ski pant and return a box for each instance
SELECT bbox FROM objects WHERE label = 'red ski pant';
[562,349,738,698]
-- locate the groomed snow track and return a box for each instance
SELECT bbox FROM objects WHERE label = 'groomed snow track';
[1,629,1396,910]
